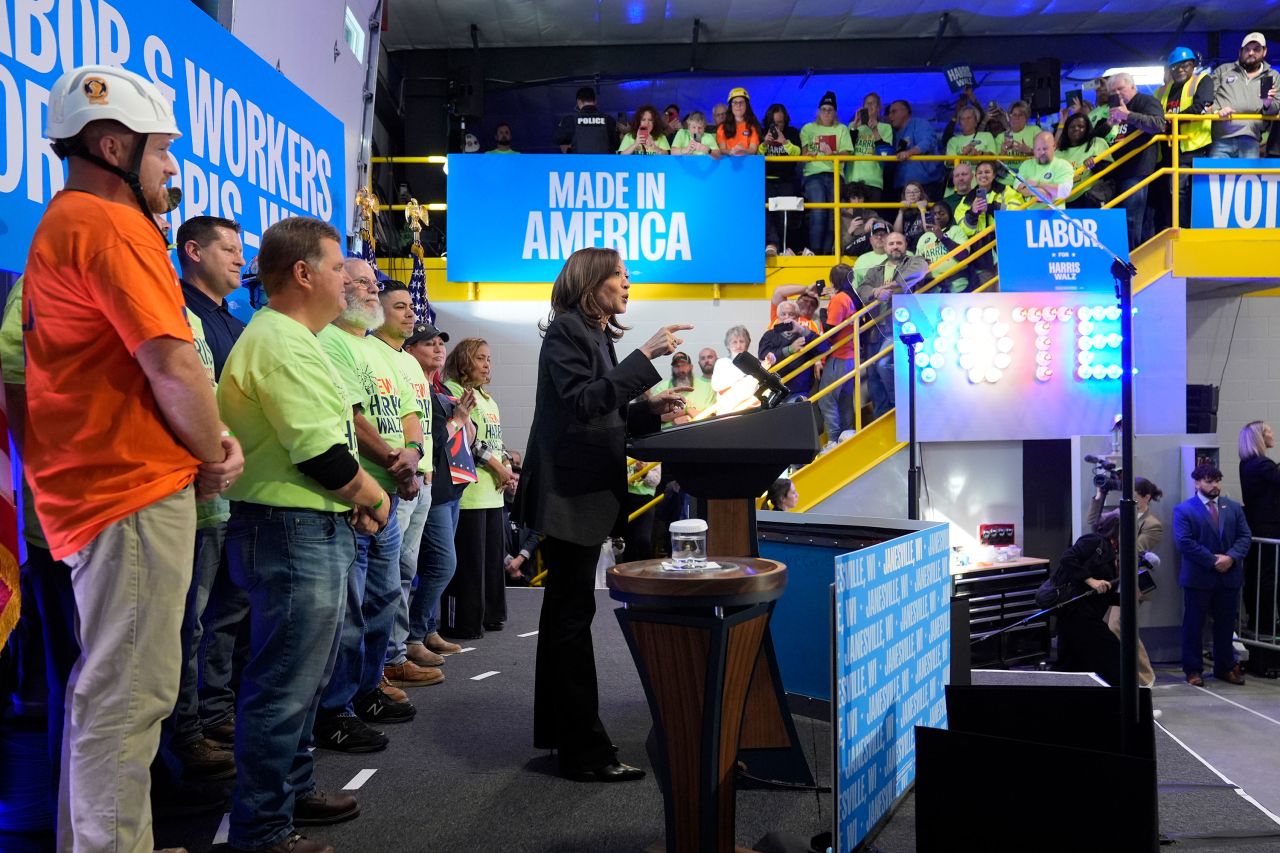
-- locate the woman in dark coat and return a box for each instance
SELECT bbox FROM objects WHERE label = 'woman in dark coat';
[1053,515,1122,686]
[1239,420,1280,635]
[512,247,690,781]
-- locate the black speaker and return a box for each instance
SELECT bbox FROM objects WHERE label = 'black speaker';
[1186,383,1219,413]
[448,64,484,118]
[1020,58,1062,116]
[1188,411,1218,434]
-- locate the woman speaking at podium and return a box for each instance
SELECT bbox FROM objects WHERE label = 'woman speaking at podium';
[514,247,690,782]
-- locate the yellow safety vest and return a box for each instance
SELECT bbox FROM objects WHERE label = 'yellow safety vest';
[1156,72,1212,152]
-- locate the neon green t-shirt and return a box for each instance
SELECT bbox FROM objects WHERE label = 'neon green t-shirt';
[945,131,997,160]
[800,122,854,177]
[218,308,359,512]
[1015,156,1076,203]
[672,128,717,155]
[485,148,520,154]
[618,133,671,154]
[651,375,717,428]
[318,325,421,491]
[845,123,892,188]
[627,459,657,497]
[189,312,229,528]
[0,277,24,386]
[447,380,506,510]
[997,125,1040,154]
[914,227,971,292]
[852,249,888,288]
[380,340,433,474]
[1060,138,1111,201]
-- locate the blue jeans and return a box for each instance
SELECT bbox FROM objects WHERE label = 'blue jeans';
[197,541,249,731]
[166,522,248,749]
[319,495,402,716]
[868,341,896,418]
[1207,135,1260,159]
[816,355,857,439]
[803,172,835,255]
[1116,176,1150,249]
[409,497,461,642]
[387,484,432,665]
[1181,584,1239,677]
[225,503,355,850]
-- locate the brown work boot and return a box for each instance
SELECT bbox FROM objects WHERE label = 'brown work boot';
[294,789,360,825]
[384,660,444,687]
[406,643,446,667]
[171,736,236,780]
[424,632,462,655]
[203,717,235,745]
[379,676,408,703]
[227,832,335,853]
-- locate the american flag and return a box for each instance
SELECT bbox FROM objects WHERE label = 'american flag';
[360,232,377,269]
[408,248,435,325]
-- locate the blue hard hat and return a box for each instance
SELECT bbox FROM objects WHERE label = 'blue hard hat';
[1168,46,1196,66]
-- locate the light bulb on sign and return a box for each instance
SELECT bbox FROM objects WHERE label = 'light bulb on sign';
[967,367,985,384]
[915,352,931,368]
[1106,364,1124,380]
[1012,307,1028,322]
[894,307,910,323]
[965,307,983,324]
[982,307,1000,324]
[902,322,918,335]
[1035,321,1052,335]
[985,367,1003,383]
[1036,365,1053,382]
[1078,350,1094,365]
[1077,365,1091,380]
[1058,306,1074,321]
[921,367,937,383]
[1079,336,1094,351]
[994,353,1012,370]
[1091,334,1108,349]
[1107,333,1122,348]
[997,337,1015,353]
[933,337,952,352]
[959,353,976,370]
[1078,306,1093,321]
[930,353,946,369]
[1028,307,1043,322]
[1104,306,1122,321]
[1035,351,1052,365]
[992,322,1010,338]
[1034,336,1051,350]
[1078,320,1094,335]
[1043,306,1059,320]
[940,306,958,322]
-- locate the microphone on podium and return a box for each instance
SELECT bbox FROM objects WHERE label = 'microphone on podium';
[732,351,790,409]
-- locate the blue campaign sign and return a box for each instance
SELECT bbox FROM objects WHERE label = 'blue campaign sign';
[0,0,347,274]
[833,523,950,853]
[446,153,765,283]
[1191,157,1280,228]
[994,209,1129,292]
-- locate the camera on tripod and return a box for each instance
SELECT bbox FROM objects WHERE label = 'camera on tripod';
[1085,453,1121,492]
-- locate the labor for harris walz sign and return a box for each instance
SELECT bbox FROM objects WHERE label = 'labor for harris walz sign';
[994,209,1129,292]
[1192,158,1280,228]
[446,154,764,283]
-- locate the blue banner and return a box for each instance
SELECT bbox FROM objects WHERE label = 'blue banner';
[1191,157,1280,228]
[994,209,1129,292]
[446,153,765,283]
[0,0,347,274]
[834,523,950,852]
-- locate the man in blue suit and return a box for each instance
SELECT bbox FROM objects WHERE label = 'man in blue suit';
[1174,464,1252,686]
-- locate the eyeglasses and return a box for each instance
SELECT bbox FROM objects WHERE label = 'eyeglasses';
[350,276,379,291]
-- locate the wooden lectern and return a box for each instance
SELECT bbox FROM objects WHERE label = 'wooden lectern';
[621,403,822,850]
[608,558,786,853]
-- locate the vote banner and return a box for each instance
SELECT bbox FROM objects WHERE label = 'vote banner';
[1191,157,1280,228]
[446,153,765,283]
[994,209,1128,292]
[0,0,347,274]
[834,523,950,853]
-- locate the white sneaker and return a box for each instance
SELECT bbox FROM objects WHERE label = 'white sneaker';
[838,430,856,443]
[782,247,796,257]
[1152,709,1163,720]
[801,248,815,256]
[765,245,779,257]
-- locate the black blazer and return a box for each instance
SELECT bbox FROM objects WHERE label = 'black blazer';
[511,310,661,547]
[1240,455,1280,539]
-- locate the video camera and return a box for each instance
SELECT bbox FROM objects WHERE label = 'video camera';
[1085,453,1121,492]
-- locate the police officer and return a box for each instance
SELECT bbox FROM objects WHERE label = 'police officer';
[556,86,619,154]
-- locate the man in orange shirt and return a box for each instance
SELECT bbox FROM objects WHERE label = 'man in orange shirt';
[815,267,862,445]
[23,65,243,852]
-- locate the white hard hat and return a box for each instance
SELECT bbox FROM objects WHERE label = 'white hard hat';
[46,64,181,142]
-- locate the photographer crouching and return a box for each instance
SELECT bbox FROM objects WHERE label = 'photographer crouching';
[1052,513,1124,686]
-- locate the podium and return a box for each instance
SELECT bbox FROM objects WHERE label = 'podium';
[620,403,822,848]
[608,558,786,853]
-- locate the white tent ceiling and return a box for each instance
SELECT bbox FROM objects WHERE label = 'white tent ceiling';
[384,0,1280,51]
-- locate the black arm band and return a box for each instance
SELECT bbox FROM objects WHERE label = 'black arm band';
[297,444,361,491]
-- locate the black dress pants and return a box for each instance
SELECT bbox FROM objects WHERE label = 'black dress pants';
[533,535,615,772]
[1056,605,1122,686]
[442,506,506,638]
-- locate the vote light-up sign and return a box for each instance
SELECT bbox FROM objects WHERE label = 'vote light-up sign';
[892,287,1186,442]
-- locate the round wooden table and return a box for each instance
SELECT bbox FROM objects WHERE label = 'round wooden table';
[607,557,788,853]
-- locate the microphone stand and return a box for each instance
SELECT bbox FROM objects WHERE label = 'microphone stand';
[1000,161,1142,757]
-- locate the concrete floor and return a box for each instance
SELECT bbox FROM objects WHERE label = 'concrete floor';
[1149,663,1280,822]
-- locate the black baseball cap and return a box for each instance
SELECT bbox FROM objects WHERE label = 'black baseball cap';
[406,323,449,345]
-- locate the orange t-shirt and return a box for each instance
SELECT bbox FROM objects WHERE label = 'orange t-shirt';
[717,123,761,152]
[825,291,859,360]
[23,191,199,559]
